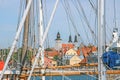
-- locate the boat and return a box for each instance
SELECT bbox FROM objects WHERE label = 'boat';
[102,28,120,69]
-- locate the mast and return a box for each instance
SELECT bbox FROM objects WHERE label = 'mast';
[27,0,59,79]
[21,0,30,66]
[98,0,106,80]
[39,0,45,80]
[0,0,32,79]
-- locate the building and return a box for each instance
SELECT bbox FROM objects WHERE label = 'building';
[44,57,57,67]
[63,49,81,65]
[31,55,57,67]
[70,55,82,65]
[44,49,59,59]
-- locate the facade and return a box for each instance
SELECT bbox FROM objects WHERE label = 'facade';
[65,49,77,56]
[44,49,59,59]
[70,55,82,65]
[44,57,57,67]
[63,49,80,65]
[31,56,57,67]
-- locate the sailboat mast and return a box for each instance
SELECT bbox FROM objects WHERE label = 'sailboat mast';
[39,0,45,80]
[27,0,59,79]
[0,0,32,79]
[21,0,30,65]
[98,0,106,80]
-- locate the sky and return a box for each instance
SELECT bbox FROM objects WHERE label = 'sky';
[0,0,120,49]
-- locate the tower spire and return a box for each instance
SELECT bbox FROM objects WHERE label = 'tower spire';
[68,35,72,43]
[74,35,78,43]
[56,32,61,40]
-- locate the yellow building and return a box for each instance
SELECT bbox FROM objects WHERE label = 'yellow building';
[70,55,82,65]
[65,49,77,56]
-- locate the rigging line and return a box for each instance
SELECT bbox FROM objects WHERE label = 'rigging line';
[88,0,97,15]
[94,13,97,45]
[66,6,72,35]
[17,0,24,30]
[30,0,35,48]
[43,0,50,48]
[106,23,112,40]
[62,0,84,44]
[72,0,90,44]
[16,0,25,66]
[36,0,40,48]
[114,0,116,28]
[61,0,71,33]
[61,0,72,36]
[77,0,96,38]
[89,0,97,43]
[77,0,97,44]
[65,0,79,35]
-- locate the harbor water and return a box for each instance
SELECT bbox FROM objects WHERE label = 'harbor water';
[31,75,97,80]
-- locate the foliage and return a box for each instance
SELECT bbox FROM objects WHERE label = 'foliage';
[45,48,52,51]
[53,55,59,61]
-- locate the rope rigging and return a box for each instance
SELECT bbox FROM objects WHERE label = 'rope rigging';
[72,0,91,44]
[62,0,84,44]
[88,0,97,15]
[43,0,50,48]
[76,0,97,45]
[114,0,116,28]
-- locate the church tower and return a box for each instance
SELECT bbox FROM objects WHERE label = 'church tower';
[55,32,62,51]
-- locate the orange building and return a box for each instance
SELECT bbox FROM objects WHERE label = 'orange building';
[44,49,59,59]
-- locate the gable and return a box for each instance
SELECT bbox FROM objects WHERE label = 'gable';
[70,55,81,61]
[66,49,77,55]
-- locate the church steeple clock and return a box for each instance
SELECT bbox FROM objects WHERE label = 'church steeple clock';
[56,32,61,40]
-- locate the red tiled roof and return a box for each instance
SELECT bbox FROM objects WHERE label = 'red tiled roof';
[76,49,81,56]
[81,46,97,57]
[44,49,59,57]
[62,43,74,48]
[81,47,89,57]
[91,46,97,52]
[62,43,74,53]
[79,46,97,64]
[44,57,53,67]
[80,58,87,63]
